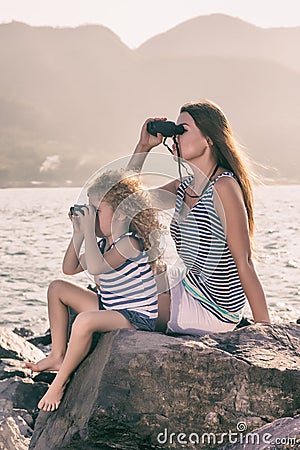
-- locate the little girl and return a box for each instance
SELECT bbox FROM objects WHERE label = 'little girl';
[25,170,163,411]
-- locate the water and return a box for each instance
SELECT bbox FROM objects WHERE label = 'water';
[0,185,299,334]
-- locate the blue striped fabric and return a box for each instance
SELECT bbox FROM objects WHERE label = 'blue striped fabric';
[96,232,158,319]
[170,172,246,324]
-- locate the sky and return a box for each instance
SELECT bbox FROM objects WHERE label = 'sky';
[0,0,300,48]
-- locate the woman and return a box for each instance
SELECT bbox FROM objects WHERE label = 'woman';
[127,100,270,335]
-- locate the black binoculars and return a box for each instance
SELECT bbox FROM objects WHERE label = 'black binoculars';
[69,204,90,216]
[147,120,185,137]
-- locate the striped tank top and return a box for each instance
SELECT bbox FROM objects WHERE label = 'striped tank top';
[95,232,158,319]
[170,172,246,324]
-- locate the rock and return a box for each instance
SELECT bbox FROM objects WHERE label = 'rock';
[0,416,30,450]
[0,377,48,414]
[219,415,300,449]
[200,322,300,370]
[28,332,51,347]
[0,359,29,380]
[0,328,52,450]
[13,328,34,339]
[0,328,46,362]
[235,316,254,329]
[29,324,300,450]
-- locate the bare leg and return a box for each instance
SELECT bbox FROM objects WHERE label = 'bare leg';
[155,291,171,332]
[25,279,99,372]
[38,310,135,411]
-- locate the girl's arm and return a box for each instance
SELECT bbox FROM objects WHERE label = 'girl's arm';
[214,177,271,324]
[62,233,86,275]
[85,234,142,275]
[62,212,87,275]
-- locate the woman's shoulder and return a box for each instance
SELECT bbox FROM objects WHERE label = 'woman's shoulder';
[213,171,244,204]
[177,175,194,191]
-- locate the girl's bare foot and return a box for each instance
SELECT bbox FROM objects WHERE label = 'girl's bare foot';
[24,353,64,372]
[38,379,69,412]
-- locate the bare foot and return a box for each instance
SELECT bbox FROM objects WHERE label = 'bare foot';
[38,379,69,412]
[24,353,64,372]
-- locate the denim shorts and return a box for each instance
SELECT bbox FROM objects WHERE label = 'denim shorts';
[98,295,156,332]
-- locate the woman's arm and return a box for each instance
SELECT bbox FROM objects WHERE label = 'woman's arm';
[127,118,164,172]
[214,177,271,323]
[127,118,178,210]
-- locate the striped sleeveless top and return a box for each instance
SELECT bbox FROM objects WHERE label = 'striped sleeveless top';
[95,232,158,319]
[170,172,246,324]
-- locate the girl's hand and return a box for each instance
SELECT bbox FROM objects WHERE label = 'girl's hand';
[138,117,167,151]
[68,209,83,236]
[74,205,96,235]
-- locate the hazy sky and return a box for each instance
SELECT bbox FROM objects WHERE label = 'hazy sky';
[0,0,300,48]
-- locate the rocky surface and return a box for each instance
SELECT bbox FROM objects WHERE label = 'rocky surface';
[220,415,300,449]
[29,323,300,450]
[1,323,299,450]
[0,328,52,450]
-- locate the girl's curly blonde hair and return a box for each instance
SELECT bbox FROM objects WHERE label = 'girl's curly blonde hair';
[87,169,166,274]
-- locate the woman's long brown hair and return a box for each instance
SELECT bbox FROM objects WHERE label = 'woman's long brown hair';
[180,100,254,238]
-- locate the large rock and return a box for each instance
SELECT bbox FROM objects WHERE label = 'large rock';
[29,323,300,450]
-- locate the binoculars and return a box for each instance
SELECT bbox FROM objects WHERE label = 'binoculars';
[69,204,92,216]
[147,120,185,137]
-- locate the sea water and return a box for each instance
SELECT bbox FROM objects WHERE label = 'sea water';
[0,185,299,334]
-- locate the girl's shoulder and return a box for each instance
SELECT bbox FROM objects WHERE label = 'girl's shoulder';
[110,232,143,253]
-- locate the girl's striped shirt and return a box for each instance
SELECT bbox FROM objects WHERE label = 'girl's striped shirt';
[170,171,246,324]
[95,232,158,319]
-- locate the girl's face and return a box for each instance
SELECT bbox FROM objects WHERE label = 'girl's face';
[175,112,209,162]
[89,193,114,238]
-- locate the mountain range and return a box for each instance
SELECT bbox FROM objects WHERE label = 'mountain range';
[0,14,299,187]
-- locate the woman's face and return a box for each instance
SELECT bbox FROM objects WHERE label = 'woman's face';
[175,111,209,161]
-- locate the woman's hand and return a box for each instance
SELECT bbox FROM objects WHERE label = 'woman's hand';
[137,117,167,152]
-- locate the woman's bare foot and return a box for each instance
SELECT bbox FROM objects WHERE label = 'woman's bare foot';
[24,353,64,372]
[38,378,69,412]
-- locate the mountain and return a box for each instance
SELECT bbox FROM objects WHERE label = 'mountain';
[138,14,300,72]
[0,16,299,187]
